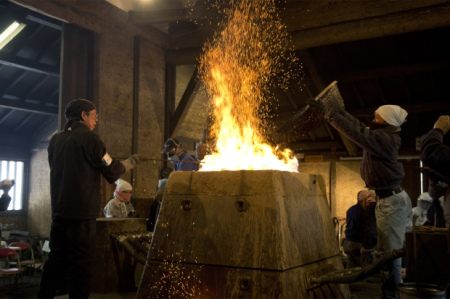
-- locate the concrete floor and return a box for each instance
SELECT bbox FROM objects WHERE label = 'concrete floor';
[1,269,382,299]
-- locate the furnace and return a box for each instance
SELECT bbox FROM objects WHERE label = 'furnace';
[137,170,350,298]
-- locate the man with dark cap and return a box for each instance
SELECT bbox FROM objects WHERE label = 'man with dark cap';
[38,98,139,298]
[161,138,199,171]
[308,99,412,299]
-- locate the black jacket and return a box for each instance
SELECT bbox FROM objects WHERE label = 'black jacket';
[48,122,125,219]
[328,111,404,190]
[0,194,11,211]
[421,128,450,183]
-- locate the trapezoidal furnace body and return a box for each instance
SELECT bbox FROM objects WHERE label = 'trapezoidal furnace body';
[137,170,350,298]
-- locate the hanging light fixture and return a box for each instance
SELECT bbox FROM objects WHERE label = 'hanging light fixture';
[0,21,26,51]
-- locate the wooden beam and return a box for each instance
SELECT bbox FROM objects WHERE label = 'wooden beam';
[25,13,62,30]
[0,52,59,77]
[0,98,58,115]
[300,49,358,156]
[290,2,450,50]
[129,9,189,24]
[132,35,141,184]
[166,47,202,65]
[288,141,344,151]
[166,1,450,51]
[164,62,176,141]
[170,67,200,137]
[129,1,214,24]
[350,101,450,118]
[280,0,450,32]
[338,61,450,82]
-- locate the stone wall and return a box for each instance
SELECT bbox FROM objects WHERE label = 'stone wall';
[27,149,51,237]
[15,0,167,237]
[298,160,365,218]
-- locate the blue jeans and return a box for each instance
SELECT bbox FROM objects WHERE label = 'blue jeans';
[375,190,412,298]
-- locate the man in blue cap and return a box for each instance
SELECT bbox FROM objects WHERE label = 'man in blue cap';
[161,138,199,171]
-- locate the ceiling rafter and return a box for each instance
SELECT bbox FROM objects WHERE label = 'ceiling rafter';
[0,52,59,77]
[0,98,58,115]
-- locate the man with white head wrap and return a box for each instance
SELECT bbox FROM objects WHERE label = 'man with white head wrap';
[104,179,135,218]
[375,105,408,127]
[308,98,412,299]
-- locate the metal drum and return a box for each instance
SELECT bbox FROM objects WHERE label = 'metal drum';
[398,283,446,299]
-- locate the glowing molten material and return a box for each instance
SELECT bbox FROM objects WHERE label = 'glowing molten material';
[198,0,299,172]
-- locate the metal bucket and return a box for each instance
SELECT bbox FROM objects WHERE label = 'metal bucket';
[398,283,446,299]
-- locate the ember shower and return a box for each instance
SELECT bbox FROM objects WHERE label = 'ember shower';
[198,0,301,172]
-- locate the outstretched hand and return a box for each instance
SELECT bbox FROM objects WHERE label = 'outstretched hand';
[433,115,450,135]
[306,98,332,119]
[128,154,140,167]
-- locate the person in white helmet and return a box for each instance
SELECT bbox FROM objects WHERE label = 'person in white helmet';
[412,192,432,226]
[104,179,135,218]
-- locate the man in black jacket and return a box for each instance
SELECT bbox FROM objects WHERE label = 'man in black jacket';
[0,179,14,211]
[420,115,450,249]
[308,99,411,299]
[343,190,377,268]
[38,99,139,298]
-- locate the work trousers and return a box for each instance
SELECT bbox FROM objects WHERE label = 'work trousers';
[343,240,363,268]
[375,190,412,299]
[37,217,96,299]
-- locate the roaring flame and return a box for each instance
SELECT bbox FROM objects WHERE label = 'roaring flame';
[198,0,299,172]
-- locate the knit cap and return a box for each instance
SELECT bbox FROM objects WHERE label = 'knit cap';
[64,99,96,120]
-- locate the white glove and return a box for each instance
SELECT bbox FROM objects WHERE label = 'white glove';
[121,154,140,172]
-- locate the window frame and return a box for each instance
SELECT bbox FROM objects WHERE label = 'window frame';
[0,158,28,216]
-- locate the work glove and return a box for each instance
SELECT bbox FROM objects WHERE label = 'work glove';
[121,154,140,172]
[305,98,333,119]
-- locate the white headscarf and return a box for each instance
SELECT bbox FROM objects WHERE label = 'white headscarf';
[418,192,432,203]
[375,105,408,127]
[115,179,132,191]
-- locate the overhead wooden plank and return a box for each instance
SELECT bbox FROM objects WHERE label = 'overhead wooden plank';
[337,60,450,82]
[129,9,189,24]
[290,2,450,50]
[350,101,450,118]
[167,1,450,52]
[288,141,344,151]
[279,0,450,32]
